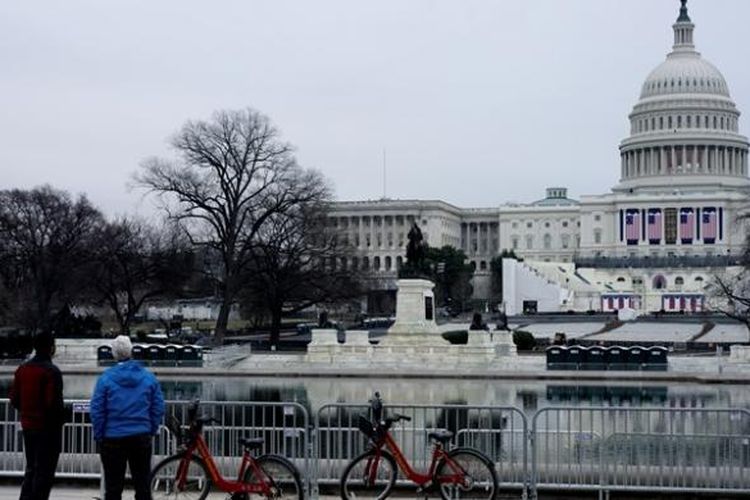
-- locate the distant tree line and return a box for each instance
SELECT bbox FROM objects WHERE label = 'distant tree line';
[0,107,362,345]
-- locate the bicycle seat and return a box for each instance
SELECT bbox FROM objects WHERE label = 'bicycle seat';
[238,437,264,450]
[428,430,454,444]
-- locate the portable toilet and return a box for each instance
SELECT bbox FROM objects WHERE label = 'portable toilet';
[645,346,668,371]
[567,346,586,370]
[585,346,607,370]
[546,346,569,370]
[605,346,627,370]
[625,346,647,370]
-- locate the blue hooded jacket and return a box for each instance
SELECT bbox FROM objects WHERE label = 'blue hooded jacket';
[90,360,165,441]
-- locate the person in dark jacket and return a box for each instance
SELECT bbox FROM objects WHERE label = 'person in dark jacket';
[10,330,64,500]
[90,335,165,500]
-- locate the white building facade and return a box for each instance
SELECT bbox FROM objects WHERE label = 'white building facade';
[329,1,749,313]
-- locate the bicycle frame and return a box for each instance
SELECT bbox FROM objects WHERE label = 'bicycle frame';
[175,432,274,495]
[368,429,468,488]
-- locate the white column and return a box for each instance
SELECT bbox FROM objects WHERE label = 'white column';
[682,145,686,173]
[671,146,676,174]
[736,148,741,175]
[660,147,665,174]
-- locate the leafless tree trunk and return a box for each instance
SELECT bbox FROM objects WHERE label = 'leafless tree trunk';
[136,108,327,344]
[0,186,103,331]
[93,218,193,334]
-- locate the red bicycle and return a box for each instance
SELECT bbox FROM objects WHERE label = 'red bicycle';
[340,393,498,499]
[150,400,303,500]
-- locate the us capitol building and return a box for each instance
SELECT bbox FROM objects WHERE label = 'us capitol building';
[329,1,749,314]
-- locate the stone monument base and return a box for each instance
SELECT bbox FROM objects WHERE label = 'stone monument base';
[304,278,517,367]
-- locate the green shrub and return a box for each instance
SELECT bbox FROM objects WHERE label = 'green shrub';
[442,330,468,345]
[513,330,536,351]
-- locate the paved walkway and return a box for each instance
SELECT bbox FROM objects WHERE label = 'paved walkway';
[0,486,100,499]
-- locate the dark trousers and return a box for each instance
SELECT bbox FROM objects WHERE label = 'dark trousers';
[100,434,153,500]
[20,428,62,500]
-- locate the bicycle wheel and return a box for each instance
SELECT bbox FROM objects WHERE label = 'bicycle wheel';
[150,454,211,500]
[243,454,304,500]
[434,448,497,500]
[340,449,397,500]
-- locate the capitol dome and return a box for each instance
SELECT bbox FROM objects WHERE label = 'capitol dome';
[614,0,749,194]
[640,55,729,99]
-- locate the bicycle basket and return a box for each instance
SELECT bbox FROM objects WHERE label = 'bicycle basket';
[165,413,184,444]
[357,414,376,439]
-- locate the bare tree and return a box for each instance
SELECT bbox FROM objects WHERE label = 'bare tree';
[0,186,104,331]
[243,199,362,346]
[708,233,750,324]
[93,218,193,334]
[136,108,327,343]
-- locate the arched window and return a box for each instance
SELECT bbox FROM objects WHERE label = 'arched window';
[341,257,348,270]
[352,256,359,271]
[543,234,552,249]
[373,256,381,271]
[675,276,684,286]
[616,277,626,283]
[526,236,533,249]
[470,261,477,271]
[480,261,487,271]
[396,256,403,269]
[695,276,704,283]
[384,256,392,271]
[653,275,667,290]
[362,256,370,270]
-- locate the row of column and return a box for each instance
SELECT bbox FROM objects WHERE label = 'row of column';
[461,222,499,256]
[621,145,748,178]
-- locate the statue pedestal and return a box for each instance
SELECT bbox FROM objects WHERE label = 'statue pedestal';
[379,279,448,347]
[492,330,518,357]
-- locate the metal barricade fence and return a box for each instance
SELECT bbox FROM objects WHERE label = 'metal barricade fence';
[530,406,750,499]
[0,398,313,496]
[0,399,100,479]
[158,400,313,496]
[315,403,529,497]
[4,396,750,499]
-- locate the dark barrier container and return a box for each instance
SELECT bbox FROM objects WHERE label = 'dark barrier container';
[605,346,627,370]
[179,345,202,366]
[625,346,647,370]
[644,346,668,371]
[163,344,179,366]
[567,346,586,370]
[585,346,607,370]
[546,346,569,370]
[148,345,165,364]
[97,345,114,365]
[132,344,147,361]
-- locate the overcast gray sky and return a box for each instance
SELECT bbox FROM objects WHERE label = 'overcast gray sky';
[1,0,748,215]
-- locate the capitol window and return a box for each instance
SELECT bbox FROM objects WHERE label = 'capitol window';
[544,222,550,228]
[512,222,517,228]
[543,234,551,249]
[526,222,533,228]
[562,221,568,227]
[594,230,602,244]
[594,214,601,221]
[512,237,519,250]
[526,236,533,249]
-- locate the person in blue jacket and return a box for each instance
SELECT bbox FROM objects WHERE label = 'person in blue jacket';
[91,335,165,500]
